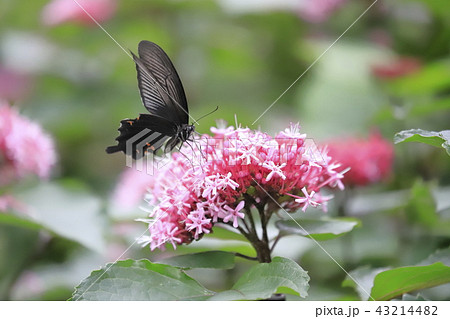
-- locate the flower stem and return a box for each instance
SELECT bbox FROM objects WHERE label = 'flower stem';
[270,233,282,253]
[243,194,259,236]
[252,239,272,263]
[237,223,271,263]
[236,225,256,242]
[258,202,269,244]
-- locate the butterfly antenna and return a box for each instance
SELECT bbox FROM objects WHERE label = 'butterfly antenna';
[193,106,219,124]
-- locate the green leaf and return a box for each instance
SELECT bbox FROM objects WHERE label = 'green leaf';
[0,213,44,231]
[371,263,450,301]
[17,183,105,252]
[205,226,247,241]
[394,129,450,156]
[342,266,390,301]
[72,259,213,300]
[275,217,360,241]
[344,248,450,301]
[394,129,446,147]
[160,251,236,269]
[405,180,439,227]
[209,257,309,300]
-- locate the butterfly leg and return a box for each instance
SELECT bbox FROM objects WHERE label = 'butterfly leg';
[178,148,195,170]
[192,138,207,162]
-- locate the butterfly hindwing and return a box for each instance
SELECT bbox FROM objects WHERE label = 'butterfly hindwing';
[133,41,189,126]
[106,114,178,159]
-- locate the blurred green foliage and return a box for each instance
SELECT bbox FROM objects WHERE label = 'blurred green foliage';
[1,0,450,300]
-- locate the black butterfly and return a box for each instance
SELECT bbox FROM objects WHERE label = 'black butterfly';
[106,40,195,159]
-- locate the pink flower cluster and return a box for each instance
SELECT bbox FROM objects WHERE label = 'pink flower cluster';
[325,131,394,186]
[299,0,347,23]
[138,123,345,251]
[41,0,117,26]
[0,102,57,187]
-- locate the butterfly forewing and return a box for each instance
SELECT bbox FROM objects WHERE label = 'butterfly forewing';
[134,41,189,125]
[106,40,194,159]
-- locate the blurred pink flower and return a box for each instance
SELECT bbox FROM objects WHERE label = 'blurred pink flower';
[136,123,345,251]
[372,57,422,79]
[0,102,57,186]
[41,0,117,26]
[113,167,155,209]
[0,195,25,212]
[12,271,45,298]
[0,67,32,102]
[299,0,347,23]
[325,131,394,187]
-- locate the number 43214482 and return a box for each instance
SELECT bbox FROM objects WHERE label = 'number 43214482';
[376,305,437,316]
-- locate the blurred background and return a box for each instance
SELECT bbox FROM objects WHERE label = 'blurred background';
[1,0,449,300]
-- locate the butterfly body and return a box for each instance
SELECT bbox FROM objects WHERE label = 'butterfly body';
[106,40,193,159]
[167,123,195,151]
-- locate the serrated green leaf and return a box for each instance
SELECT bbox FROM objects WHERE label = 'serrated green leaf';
[209,257,309,300]
[441,131,450,155]
[160,251,236,269]
[394,129,450,156]
[395,130,444,147]
[371,263,450,301]
[275,217,360,241]
[72,259,213,300]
